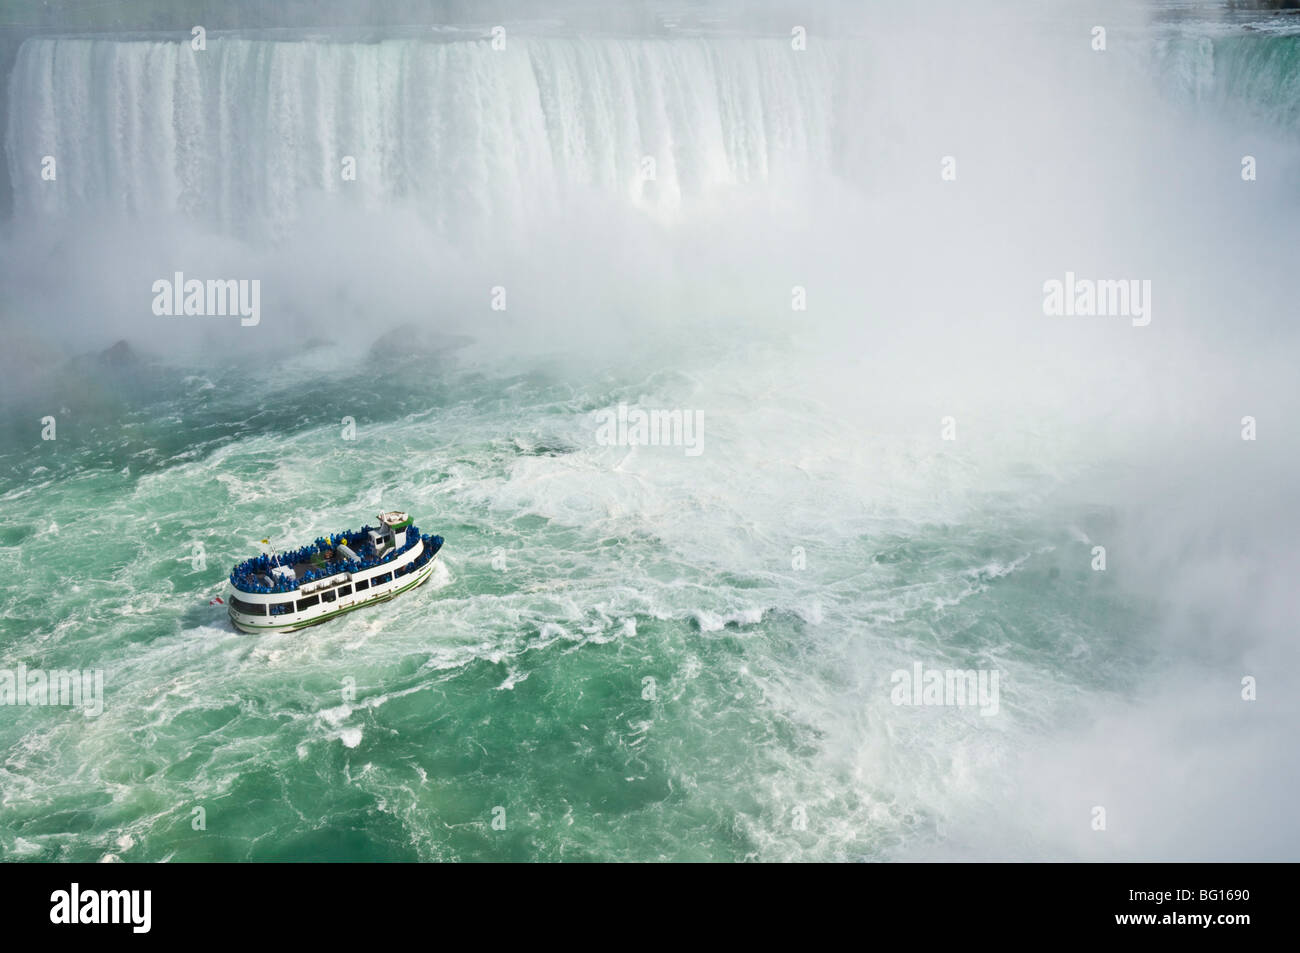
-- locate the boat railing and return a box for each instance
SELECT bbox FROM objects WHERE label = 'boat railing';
[229,524,427,594]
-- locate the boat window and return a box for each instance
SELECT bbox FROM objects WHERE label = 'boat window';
[296,595,320,611]
[354,578,370,592]
[230,596,267,616]
[270,601,293,616]
[373,572,393,585]
[321,589,336,603]
[337,585,352,596]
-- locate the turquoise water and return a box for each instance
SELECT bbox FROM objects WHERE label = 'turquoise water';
[0,339,1154,862]
[2,8,1298,862]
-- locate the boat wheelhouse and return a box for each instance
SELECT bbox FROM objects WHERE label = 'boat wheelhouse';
[227,511,443,633]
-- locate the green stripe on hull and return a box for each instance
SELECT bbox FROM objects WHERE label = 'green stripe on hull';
[229,559,436,633]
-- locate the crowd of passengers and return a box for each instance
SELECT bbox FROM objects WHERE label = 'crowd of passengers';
[262,533,444,616]
[229,525,427,594]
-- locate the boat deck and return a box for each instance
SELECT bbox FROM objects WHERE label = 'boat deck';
[275,541,398,583]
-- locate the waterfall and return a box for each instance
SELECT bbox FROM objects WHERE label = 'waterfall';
[6,35,844,230]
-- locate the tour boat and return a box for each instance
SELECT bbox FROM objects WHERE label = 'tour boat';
[226,511,443,633]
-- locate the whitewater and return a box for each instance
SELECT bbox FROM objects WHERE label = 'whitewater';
[1,2,1298,861]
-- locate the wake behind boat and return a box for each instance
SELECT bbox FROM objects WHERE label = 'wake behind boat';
[227,511,443,633]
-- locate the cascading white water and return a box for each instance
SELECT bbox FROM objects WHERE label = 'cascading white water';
[6,35,843,230]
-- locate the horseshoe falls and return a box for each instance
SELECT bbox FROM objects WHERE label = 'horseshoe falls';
[1,1,1298,862]
[6,34,842,230]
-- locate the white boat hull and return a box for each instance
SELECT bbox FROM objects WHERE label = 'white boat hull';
[227,535,439,634]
